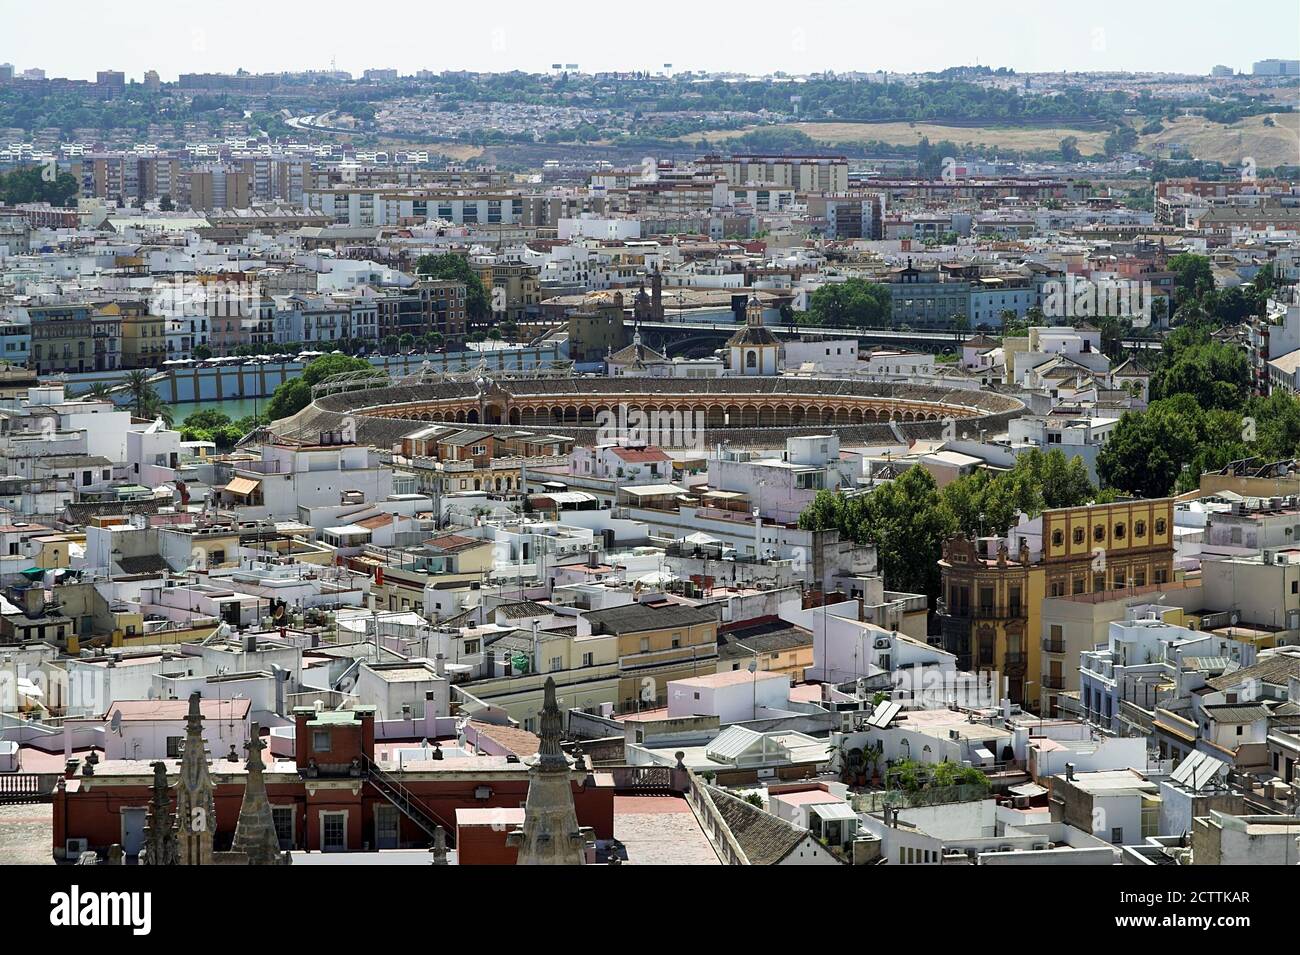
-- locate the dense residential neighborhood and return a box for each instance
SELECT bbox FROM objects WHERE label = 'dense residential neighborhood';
[0,9,1298,917]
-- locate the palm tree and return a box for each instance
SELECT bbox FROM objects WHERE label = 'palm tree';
[140,391,174,427]
[122,370,154,417]
[80,382,115,402]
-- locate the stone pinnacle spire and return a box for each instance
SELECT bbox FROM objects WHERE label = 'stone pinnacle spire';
[536,675,569,771]
[231,723,290,866]
[175,692,215,865]
[507,676,589,865]
[141,761,179,866]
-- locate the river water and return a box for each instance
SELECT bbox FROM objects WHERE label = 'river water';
[175,396,268,424]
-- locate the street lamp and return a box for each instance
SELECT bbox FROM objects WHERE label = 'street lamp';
[1023,679,1045,734]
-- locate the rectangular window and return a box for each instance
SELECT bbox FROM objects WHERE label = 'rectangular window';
[166,736,182,758]
[312,730,330,753]
[272,807,294,849]
[322,813,346,852]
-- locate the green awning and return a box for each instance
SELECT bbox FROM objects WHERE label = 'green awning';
[20,567,47,580]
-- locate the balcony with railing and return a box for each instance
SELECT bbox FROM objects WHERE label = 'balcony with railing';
[1042,638,1066,654]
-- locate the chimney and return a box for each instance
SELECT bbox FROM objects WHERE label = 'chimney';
[272,664,288,716]
[21,585,43,618]
[1066,762,1075,782]
[434,653,446,678]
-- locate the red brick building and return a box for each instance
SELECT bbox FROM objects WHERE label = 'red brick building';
[52,705,614,859]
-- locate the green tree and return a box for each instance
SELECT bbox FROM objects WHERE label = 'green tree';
[0,164,79,206]
[181,409,233,432]
[79,382,115,401]
[1097,396,1206,498]
[122,370,157,418]
[265,354,378,420]
[930,760,991,793]
[265,380,311,421]
[1150,332,1250,410]
[1166,253,1214,307]
[1014,448,1096,509]
[804,279,892,328]
[1104,124,1138,156]
[801,465,955,596]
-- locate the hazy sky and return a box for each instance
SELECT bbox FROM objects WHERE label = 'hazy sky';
[2,0,1298,80]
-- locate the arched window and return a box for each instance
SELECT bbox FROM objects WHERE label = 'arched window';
[746,349,757,368]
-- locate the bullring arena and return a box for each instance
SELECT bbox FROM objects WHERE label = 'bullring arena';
[270,375,1026,449]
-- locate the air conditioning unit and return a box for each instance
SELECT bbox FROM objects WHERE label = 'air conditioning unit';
[873,639,890,650]
[1032,842,1050,851]
[65,838,88,856]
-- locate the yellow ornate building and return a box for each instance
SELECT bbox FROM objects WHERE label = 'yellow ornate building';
[938,499,1174,712]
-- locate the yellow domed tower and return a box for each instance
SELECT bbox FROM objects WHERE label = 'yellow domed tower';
[727,293,780,375]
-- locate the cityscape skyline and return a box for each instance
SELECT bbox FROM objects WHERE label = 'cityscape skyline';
[2,0,1300,907]
[3,0,1299,81]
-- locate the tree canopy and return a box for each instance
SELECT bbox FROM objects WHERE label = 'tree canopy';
[265,354,379,421]
[802,279,891,328]
[799,449,1098,596]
